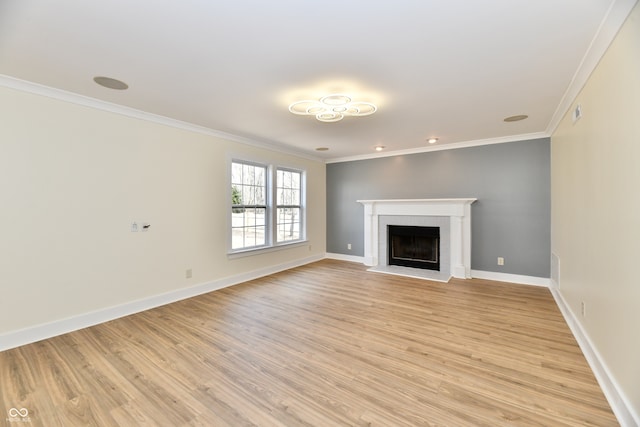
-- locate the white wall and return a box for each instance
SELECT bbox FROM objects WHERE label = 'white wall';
[0,84,326,342]
[551,3,640,423]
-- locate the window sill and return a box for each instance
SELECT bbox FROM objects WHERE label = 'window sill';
[227,240,309,259]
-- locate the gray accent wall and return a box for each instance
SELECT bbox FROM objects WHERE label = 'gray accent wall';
[326,138,550,277]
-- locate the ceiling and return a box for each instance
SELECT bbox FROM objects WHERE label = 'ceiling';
[0,0,633,161]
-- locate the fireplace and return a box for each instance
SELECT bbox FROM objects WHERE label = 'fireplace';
[388,225,440,271]
[357,198,476,280]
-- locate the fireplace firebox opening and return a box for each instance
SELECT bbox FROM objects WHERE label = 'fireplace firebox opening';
[388,225,440,271]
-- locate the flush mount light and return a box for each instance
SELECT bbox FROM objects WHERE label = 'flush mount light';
[375,145,385,151]
[289,94,377,122]
[93,76,128,90]
[504,114,528,122]
[427,137,438,144]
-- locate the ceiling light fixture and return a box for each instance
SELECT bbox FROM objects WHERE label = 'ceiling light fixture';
[375,145,385,151]
[93,76,129,90]
[289,94,376,123]
[427,137,438,144]
[315,147,329,151]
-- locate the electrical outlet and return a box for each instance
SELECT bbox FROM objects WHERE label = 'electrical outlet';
[347,243,352,250]
[186,269,193,279]
[131,221,139,232]
[497,257,504,266]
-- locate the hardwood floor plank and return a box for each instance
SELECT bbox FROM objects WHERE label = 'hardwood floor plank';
[0,260,618,426]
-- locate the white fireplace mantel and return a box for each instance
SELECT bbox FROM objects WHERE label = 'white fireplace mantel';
[357,198,477,279]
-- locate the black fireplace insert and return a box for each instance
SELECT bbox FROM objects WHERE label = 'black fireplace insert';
[388,225,440,271]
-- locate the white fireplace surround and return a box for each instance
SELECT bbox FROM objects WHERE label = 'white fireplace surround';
[357,199,477,280]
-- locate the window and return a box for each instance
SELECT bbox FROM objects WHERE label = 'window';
[276,169,302,243]
[230,160,305,252]
[231,162,267,250]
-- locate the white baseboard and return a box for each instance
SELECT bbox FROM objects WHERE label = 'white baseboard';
[325,252,365,263]
[471,269,550,287]
[324,257,550,288]
[0,254,324,352]
[549,288,638,427]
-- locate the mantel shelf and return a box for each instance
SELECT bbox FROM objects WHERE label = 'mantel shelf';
[357,198,477,204]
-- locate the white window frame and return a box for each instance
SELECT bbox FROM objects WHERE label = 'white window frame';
[275,167,305,245]
[230,160,270,251]
[228,158,306,256]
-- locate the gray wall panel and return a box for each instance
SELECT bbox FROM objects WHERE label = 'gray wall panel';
[326,138,550,277]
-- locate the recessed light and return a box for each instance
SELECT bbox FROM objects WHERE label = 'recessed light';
[315,147,329,151]
[93,76,129,90]
[427,138,438,144]
[504,114,528,122]
[375,145,385,151]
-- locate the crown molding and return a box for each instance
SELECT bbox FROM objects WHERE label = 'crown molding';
[0,74,323,162]
[545,0,638,135]
[326,132,549,164]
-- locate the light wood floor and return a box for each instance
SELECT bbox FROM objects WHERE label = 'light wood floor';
[1,260,617,426]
